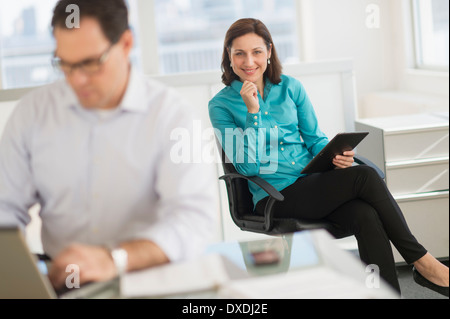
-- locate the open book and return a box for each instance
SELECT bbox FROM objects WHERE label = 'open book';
[120,254,247,298]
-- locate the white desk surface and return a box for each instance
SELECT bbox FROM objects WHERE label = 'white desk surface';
[356,112,449,133]
[64,230,398,299]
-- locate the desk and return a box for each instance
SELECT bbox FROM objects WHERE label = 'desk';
[356,113,449,262]
[63,230,398,299]
[206,230,398,299]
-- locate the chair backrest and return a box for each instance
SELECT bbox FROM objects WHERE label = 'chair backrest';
[216,139,255,220]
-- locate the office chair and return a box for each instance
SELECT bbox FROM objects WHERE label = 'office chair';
[217,143,385,239]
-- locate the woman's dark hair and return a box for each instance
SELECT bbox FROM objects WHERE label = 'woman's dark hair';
[221,18,282,86]
[51,0,129,44]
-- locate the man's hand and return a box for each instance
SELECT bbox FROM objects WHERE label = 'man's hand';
[48,243,116,290]
[333,151,355,169]
[48,240,170,291]
[240,81,260,114]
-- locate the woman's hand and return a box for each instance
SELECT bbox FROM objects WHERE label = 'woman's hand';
[333,151,355,169]
[240,81,260,114]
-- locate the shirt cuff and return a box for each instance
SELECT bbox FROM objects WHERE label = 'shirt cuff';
[246,111,262,129]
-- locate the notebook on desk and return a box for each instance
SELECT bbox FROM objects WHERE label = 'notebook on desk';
[0,226,116,299]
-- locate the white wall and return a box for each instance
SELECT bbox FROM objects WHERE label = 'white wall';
[298,0,449,118]
[300,0,395,95]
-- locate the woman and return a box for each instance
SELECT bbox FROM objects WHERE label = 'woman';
[208,18,449,296]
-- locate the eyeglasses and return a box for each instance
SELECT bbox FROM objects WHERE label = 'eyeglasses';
[52,44,114,75]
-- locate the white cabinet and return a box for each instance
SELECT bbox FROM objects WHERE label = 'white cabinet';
[355,113,449,263]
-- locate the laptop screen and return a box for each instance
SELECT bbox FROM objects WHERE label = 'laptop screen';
[0,227,56,299]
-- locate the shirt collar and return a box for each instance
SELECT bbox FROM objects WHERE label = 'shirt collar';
[230,79,244,93]
[117,66,148,113]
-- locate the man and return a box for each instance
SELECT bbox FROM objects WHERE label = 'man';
[0,0,217,290]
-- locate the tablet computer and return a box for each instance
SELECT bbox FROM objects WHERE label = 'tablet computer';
[301,132,369,174]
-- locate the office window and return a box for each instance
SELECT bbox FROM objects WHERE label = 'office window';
[0,0,58,89]
[412,0,449,71]
[154,0,299,74]
[0,0,141,89]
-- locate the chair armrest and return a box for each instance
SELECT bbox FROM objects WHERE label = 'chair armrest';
[219,172,283,232]
[354,155,385,179]
[219,173,284,202]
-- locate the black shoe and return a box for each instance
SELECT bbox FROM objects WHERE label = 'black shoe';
[412,266,449,297]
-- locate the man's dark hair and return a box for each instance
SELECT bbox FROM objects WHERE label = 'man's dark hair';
[51,0,130,44]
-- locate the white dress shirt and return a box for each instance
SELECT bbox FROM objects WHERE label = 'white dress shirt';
[0,68,217,261]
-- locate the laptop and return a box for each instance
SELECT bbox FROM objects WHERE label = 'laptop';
[0,226,117,299]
